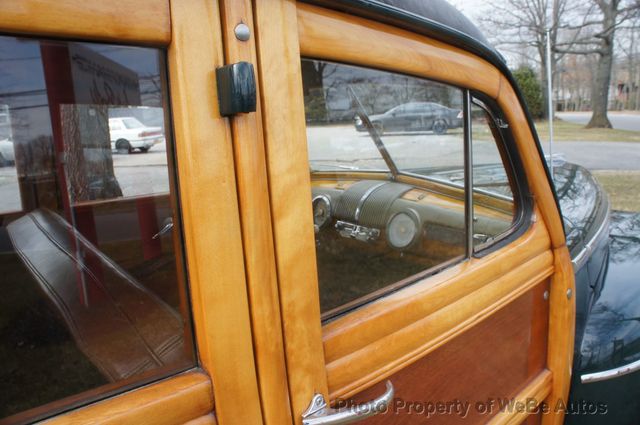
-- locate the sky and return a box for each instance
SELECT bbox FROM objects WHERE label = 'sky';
[447,0,488,28]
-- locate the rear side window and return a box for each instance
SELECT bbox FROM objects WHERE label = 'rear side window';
[0,36,195,423]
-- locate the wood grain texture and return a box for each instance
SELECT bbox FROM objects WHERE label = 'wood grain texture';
[326,256,553,399]
[496,76,566,249]
[183,414,217,425]
[253,0,330,420]
[168,0,263,423]
[323,216,549,365]
[295,8,573,415]
[297,3,501,96]
[42,372,212,425]
[541,247,575,425]
[345,286,550,425]
[218,0,292,424]
[0,0,170,45]
[487,371,552,425]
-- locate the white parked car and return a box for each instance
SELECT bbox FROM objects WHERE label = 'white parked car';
[108,117,164,154]
[0,138,14,167]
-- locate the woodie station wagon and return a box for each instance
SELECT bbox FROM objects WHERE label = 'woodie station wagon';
[1,0,637,424]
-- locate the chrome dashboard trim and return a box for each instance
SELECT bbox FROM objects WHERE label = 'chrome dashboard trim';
[312,194,333,229]
[581,358,640,383]
[354,182,386,222]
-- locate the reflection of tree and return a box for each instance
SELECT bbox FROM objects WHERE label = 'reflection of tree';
[609,211,640,264]
[581,302,631,368]
[302,60,338,122]
[61,105,122,203]
[139,74,163,107]
[301,59,462,124]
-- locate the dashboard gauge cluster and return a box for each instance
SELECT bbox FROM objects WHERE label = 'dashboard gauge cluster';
[312,195,332,230]
[312,182,429,252]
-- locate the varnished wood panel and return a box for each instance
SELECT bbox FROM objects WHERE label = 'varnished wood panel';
[183,414,217,425]
[487,372,552,425]
[346,285,549,424]
[0,0,170,45]
[218,0,292,424]
[326,247,553,399]
[541,248,575,425]
[168,0,263,423]
[323,216,549,365]
[294,7,573,415]
[297,3,501,96]
[253,0,330,420]
[41,372,212,425]
[495,77,566,249]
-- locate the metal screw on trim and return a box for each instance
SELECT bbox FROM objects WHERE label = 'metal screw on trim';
[235,23,250,41]
[566,289,573,299]
[543,290,549,301]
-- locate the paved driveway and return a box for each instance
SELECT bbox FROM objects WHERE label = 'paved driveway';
[557,112,640,132]
[542,141,640,170]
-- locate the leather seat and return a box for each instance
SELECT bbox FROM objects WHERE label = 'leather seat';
[7,209,186,382]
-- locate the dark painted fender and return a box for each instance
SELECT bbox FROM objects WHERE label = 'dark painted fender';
[567,211,640,424]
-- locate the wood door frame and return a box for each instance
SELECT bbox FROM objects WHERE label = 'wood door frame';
[0,1,263,424]
[254,2,574,424]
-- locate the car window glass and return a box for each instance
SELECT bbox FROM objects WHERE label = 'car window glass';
[302,59,467,319]
[0,36,195,423]
[470,102,516,249]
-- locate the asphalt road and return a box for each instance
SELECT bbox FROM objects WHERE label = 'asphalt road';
[557,112,640,132]
[2,125,640,215]
[541,141,640,171]
[0,142,170,214]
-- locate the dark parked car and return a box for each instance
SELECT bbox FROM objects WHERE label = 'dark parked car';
[354,101,463,134]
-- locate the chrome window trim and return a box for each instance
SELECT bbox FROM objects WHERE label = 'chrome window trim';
[581,357,640,384]
[571,203,611,271]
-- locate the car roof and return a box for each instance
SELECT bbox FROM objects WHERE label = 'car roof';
[309,0,501,62]
[376,0,491,47]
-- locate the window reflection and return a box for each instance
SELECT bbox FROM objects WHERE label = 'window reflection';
[302,59,467,318]
[0,36,193,423]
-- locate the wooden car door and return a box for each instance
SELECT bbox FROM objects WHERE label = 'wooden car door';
[0,1,263,424]
[243,2,576,425]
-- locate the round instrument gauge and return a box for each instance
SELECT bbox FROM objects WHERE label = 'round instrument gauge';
[386,210,421,250]
[312,195,332,229]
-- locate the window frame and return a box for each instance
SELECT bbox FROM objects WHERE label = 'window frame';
[303,58,533,321]
[0,1,264,425]
[0,34,198,423]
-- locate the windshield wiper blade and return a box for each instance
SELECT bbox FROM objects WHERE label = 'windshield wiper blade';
[347,85,399,179]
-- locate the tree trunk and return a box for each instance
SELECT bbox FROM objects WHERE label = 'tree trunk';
[586,2,617,128]
[587,50,614,128]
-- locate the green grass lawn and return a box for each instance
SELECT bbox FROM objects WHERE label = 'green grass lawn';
[592,170,640,212]
[534,120,640,142]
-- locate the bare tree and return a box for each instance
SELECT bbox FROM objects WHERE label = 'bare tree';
[615,15,640,109]
[480,0,593,115]
[555,0,640,127]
